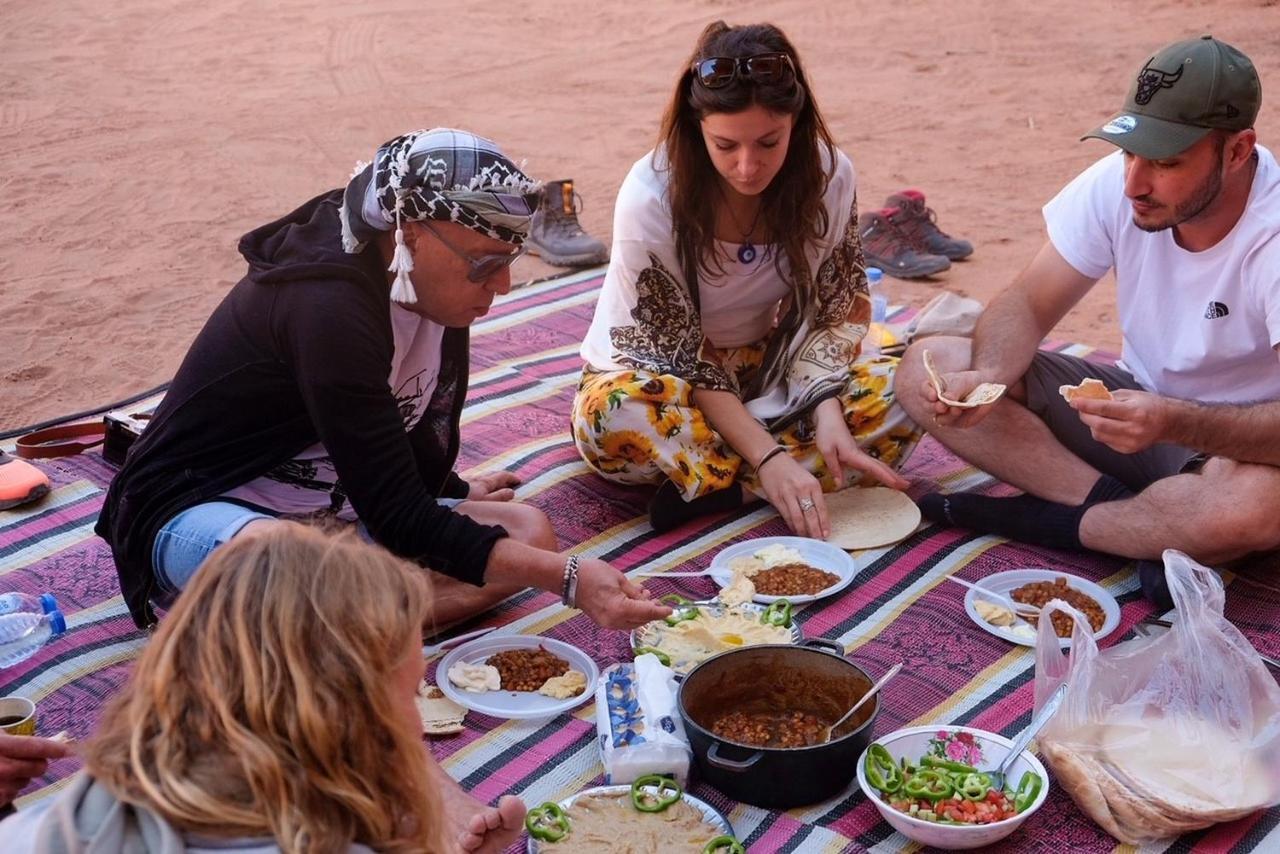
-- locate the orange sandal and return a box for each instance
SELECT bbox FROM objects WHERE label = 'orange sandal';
[0,451,51,510]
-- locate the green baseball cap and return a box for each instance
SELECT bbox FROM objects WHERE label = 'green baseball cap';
[1082,35,1261,159]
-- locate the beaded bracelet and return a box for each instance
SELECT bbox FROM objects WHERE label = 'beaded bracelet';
[561,554,581,607]
[755,445,787,472]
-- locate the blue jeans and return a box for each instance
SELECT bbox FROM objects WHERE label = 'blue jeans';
[152,501,274,594]
[152,498,469,594]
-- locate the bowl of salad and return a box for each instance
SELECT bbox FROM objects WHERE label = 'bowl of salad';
[855,725,1049,850]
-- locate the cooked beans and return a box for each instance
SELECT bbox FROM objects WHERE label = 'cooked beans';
[1010,577,1105,638]
[486,648,570,692]
[711,710,829,748]
[753,562,840,597]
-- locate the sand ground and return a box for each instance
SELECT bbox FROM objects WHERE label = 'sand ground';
[2,0,1277,430]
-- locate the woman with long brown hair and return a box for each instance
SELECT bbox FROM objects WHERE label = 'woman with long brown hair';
[0,524,524,853]
[574,21,922,534]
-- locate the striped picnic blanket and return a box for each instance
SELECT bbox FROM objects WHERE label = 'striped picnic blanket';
[2,267,1278,853]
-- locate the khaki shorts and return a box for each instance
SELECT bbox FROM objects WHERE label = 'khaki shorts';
[1023,350,1201,492]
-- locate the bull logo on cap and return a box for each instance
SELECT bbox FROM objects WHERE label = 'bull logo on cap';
[1134,60,1183,105]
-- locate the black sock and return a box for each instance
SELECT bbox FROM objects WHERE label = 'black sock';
[919,475,1133,551]
[648,481,744,533]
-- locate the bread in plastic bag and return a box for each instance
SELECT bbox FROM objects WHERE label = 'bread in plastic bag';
[1033,550,1280,844]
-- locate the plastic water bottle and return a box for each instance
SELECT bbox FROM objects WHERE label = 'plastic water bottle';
[0,592,58,616]
[0,609,67,669]
[866,266,887,356]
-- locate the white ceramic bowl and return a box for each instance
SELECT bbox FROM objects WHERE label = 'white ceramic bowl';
[855,725,1050,850]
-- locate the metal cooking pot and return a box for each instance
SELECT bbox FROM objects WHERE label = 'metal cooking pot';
[678,639,879,809]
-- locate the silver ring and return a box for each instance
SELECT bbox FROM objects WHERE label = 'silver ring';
[799,497,816,512]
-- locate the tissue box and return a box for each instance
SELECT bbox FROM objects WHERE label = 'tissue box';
[595,654,692,786]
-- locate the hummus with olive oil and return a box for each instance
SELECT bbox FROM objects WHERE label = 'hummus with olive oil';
[635,607,792,674]
[540,793,723,852]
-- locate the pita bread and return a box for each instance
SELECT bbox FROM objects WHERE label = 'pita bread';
[1041,740,1132,843]
[825,487,921,550]
[1099,719,1272,823]
[1043,718,1274,844]
[415,684,466,737]
[1059,378,1113,402]
[922,349,1007,408]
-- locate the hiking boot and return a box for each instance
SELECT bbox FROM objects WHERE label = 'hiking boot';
[858,208,951,279]
[885,190,974,260]
[528,179,610,267]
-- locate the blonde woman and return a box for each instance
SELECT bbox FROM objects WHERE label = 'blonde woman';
[0,524,524,853]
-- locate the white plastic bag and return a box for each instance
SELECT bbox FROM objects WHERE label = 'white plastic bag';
[595,653,692,786]
[1034,550,1280,844]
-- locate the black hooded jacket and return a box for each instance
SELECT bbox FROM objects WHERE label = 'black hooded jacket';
[96,190,506,628]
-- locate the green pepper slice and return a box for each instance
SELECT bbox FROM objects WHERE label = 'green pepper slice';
[702,836,746,854]
[760,599,793,628]
[864,743,903,794]
[957,772,991,801]
[1014,770,1043,813]
[525,801,569,843]
[661,595,699,626]
[632,646,672,667]
[903,769,955,802]
[631,773,682,813]
[920,755,980,775]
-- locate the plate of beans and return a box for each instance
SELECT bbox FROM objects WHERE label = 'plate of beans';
[961,569,1120,648]
[709,536,860,605]
[436,635,599,720]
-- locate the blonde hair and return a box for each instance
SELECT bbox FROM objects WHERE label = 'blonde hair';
[84,523,446,852]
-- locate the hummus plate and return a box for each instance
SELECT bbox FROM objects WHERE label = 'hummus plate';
[631,600,803,677]
[526,785,733,853]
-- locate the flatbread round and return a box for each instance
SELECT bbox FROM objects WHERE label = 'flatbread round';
[825,487,921,550]
[1099,719,1271,823]
[416,683,466,737]
[922,349,1007,408]
[1059,378,1113,402]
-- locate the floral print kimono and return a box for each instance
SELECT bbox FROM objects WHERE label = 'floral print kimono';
[573,147,921,501]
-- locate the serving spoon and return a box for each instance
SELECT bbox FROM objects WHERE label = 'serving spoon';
[986,683,1068,791]
[820,661,902,744]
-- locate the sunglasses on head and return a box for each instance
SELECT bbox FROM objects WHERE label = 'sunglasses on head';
[420,220,525,283]
[691,52,796,90]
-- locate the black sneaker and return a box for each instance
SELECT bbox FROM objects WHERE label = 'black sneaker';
[858,208,951,279]
[648,480,743,532]
[528,179,609,267]
[885,190,974,261]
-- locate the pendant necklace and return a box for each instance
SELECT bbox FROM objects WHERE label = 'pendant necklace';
[724,199,764,265]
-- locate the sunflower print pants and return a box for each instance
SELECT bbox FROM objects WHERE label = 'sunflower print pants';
[571,349,922,502]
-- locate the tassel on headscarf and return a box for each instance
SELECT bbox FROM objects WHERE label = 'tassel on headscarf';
[387,200,417,304]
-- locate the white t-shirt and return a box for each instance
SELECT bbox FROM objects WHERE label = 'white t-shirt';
[1043,146,1280,403]
[698,244,790,348]
[223,303,445,517]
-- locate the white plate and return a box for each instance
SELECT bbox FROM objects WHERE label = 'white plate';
[436,635,598,720]
[961,568,1121,648]
[708,536,860,605]
[525,784,734,852]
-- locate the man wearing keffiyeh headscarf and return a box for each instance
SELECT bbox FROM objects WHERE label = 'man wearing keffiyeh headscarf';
[97,128,672,643]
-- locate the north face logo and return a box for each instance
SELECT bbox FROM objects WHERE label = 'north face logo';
[1204,301,1230,319]
[1134,61,1183,105]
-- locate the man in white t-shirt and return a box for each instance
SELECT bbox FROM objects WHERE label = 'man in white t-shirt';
[896,36,1280,606]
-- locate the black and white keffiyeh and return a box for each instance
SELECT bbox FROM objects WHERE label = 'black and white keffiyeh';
[340,128,541,303]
